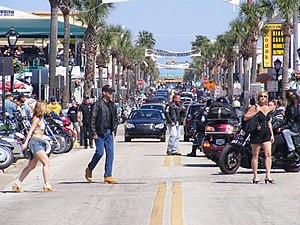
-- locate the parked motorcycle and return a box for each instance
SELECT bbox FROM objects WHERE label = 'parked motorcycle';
[218,129,300,174]
[202,119,237,164]
[0,139,14,170]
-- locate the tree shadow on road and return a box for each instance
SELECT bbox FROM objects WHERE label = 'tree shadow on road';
[211,170,287,176]
[183,163,218,168]
[0,190,41,193]
[58,181,101,184]
[117,140,162,143]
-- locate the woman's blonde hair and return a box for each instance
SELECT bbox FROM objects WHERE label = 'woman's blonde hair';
[257,90,269,102]
[33,101,47,118]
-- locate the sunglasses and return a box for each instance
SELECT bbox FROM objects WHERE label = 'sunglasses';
[259,95,267,98]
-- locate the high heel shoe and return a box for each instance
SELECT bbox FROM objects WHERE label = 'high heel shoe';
[252,179,260,184]
[12,183,23,193]
[43,186,56,192]
[264,178,275,184]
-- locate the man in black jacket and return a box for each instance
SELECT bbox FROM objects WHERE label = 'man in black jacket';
[165,94,184,155]
[85,85,118,184]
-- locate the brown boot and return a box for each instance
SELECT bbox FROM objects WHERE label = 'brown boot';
[104,176,118,184]
[85,168,92,182]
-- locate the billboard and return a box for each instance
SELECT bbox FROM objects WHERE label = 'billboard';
[263,24,284,68]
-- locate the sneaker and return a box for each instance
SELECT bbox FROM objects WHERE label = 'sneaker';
[173,152,182,156]
[104,176,118,184]
[85,168,92,182]
[166,151,172,155]
[84,146,88,149]
[287,151,296,158]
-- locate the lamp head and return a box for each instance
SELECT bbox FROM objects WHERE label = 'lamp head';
[6,27,19,47]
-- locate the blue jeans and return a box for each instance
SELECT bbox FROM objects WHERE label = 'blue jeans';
[88,129,114,177]
[282,129,298,152]
[167,123,181,153]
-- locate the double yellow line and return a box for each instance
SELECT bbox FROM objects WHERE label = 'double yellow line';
[150,182,184,225]
[163,149,181,167]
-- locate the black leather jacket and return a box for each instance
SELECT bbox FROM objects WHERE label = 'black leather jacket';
[165,102,183,124]
[91,98,118,136]
[284,104,299,133]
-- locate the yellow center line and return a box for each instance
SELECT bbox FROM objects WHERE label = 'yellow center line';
[174,148,181,167]
[171,182,184,225]
[150,182,167,225]
[163,155,172,167]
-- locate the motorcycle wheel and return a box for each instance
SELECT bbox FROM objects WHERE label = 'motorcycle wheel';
[0,146,14,170]
[52,135,67,154]
[63,134,74,153]
[218,145,241,174]
[283,166,300,172]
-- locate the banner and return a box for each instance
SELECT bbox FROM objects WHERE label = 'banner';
[145,49,201,58]
[156,62,190,69]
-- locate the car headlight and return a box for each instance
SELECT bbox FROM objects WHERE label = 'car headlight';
[125,122,135,129]
[155,123,165,129]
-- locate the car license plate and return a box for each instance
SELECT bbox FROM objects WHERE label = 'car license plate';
[215,139,225,146]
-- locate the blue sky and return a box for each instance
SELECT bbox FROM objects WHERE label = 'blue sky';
[1,0,239,51]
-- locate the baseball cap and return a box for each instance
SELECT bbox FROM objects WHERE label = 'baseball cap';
[5,92,13,97]
[102,85,115,93]
[50,96,56,102]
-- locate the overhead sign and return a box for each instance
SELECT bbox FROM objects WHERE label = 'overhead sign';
[137,79,143,85]
[145,49,201,58]
[156,62,189,69]
[263,24,284,68]
[205,80,216,91]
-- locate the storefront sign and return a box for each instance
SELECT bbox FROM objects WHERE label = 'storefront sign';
[263,24,284,68]
[0,10,14,16]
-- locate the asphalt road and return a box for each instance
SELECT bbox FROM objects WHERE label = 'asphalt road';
[1,126,300,225]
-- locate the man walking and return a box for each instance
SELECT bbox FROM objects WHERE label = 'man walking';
[165,94,183,155]
[77,96,93,149]
[85,85,118,184]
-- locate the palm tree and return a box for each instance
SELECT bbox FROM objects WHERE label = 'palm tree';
[135,30,156,49]
[259,0,300,96]
[60,0,72,106]
[48,0,61,99]
[73,0,114,96]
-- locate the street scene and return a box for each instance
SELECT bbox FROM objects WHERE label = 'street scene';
[0,0,300,225]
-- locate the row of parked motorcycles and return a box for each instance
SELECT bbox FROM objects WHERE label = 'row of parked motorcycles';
[191,105,300,174]
[0,112,75,170]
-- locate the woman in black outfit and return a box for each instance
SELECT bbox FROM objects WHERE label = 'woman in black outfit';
[244,91,274,184]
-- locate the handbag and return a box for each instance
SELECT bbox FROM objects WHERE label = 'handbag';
[242,114,258,134]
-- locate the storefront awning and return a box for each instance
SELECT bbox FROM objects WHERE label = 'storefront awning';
[0,19,85,38]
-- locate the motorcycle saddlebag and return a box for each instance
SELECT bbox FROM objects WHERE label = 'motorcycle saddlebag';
[207,107,232,120]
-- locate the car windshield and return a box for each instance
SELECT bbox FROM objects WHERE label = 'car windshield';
[130,111,162,120]
[189,105,202,115]
[140,105,164,112]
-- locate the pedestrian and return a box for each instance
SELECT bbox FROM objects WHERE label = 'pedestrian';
[12,101,55,192]
[47,96,62,116]
[282,91,300,159]
[18,93,37,120]
[244,90,274,184]
[4,92,17,119]
[85,85,118,184]
[165,94,184,155]
[77,96,93,149]
[67,100,80,145]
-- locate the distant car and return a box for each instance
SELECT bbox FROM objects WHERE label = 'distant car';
[180,92,195,101]
[154,96,167,103]
[124,109,166,142]
[140,103,166,119]
[183,103,205,141]
[180,97,193,103]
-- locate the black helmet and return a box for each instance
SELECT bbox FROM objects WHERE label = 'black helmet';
[216,97,229,104]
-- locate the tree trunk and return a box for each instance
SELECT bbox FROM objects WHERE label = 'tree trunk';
[293,11,299,70]
[282,34,291,97]
[117,61,122,102]
[243,57,250,92]
[214,67,219,85]
[49,0,59,99]
[83,25,97,97]
[62,10,70,106]
[98,66,104,89]
[227,63,234,100]
[251,40,257,83]
[111,56,116,100]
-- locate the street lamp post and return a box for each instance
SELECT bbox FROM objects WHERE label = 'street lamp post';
[68,58,74,101]
[274,58,282,98]
[6,27,19,93]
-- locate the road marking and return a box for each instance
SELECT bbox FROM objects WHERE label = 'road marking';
[163,155,172,167]
[150,182,167,225]
[171,182,184,225]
